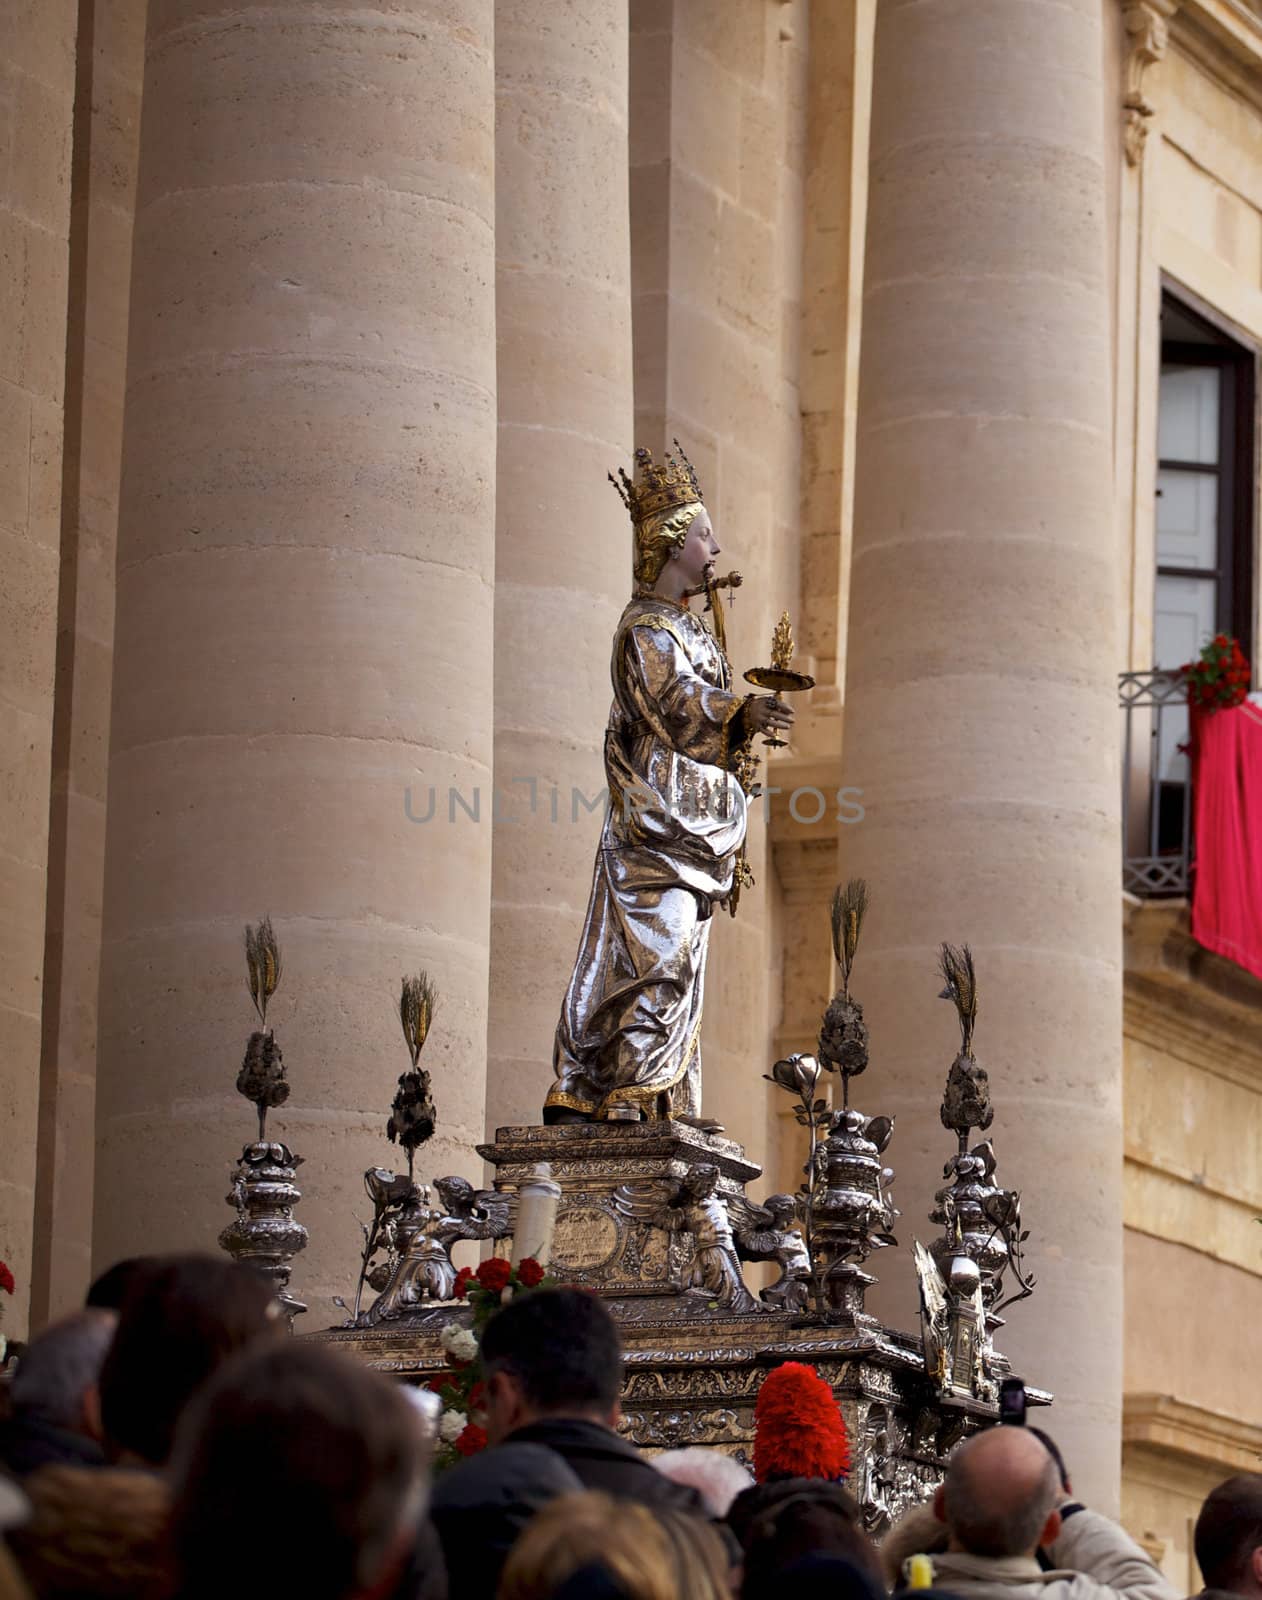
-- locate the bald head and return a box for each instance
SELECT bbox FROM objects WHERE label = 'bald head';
[941,1428,1061,1558]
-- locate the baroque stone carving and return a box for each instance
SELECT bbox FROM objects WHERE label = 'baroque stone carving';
[1122,1,1178,166]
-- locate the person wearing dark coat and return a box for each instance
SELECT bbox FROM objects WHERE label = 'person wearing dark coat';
[477,1288,704,1517]
[429,1442,582,1597]
[427,1285,703,1598]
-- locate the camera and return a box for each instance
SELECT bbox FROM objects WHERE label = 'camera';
[998,1375,1028,1426]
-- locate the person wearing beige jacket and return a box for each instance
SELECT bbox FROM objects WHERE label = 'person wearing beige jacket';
[879,1428,1179,1600]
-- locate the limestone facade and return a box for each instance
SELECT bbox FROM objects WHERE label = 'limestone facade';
[3,0,1262,1539]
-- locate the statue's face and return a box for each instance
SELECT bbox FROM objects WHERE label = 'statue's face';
[674,506,720,588]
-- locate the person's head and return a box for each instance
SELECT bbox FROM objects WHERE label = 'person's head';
[1195,1474,1262,1597]
[1027,1428,1072,1495]
[9,1309,116,1439]
[617,441,716,595]
[731,1479,880,1600]
[86,1257,154,1311]
[752,1363,851,1484]
[935,1426,1061,1559]
[478,1288,622,1444]
[655,1446,752,1517]
[170,1342,432,1600]
[749,1555,883,1600]
[499,1491,725,1600]
[99,1254,281,1464]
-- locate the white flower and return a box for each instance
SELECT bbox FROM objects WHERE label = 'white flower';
[439,1408,468,1444]
[439,1324,479,1363]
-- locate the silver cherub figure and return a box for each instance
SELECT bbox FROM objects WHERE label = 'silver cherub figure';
[614,1162,760,1313]
[729,1193,811,1311]
[363,1174,512,1323]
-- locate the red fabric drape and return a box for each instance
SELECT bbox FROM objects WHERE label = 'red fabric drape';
[1190,700,1262,983]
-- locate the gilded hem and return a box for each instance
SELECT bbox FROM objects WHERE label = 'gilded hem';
[543,1089,600,1115]
[598,1021,701,1117]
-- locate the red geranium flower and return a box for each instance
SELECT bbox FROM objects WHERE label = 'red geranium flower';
[476,1257,512,1293]
[0,1263,14,1297]
[517,1258,545,1288]
[455,1423,488,1457]
[452,1266,475,1299]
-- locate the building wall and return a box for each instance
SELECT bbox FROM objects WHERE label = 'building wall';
[1114,0,1262,1567]
[1,0,77,1337]
[1,4,1260,1543]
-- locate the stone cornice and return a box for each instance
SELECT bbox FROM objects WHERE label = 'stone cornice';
[1123,899,1262,1091]
[1169,0,1262,110]
[1125,976,1262,1091]
[1124,1392,1262,1471]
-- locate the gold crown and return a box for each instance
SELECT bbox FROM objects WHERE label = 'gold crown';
[609,440,704,530]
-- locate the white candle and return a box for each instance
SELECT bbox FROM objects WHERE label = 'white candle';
[510,1162,562,1269]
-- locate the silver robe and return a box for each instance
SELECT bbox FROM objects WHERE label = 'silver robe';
[547,596,749,1120]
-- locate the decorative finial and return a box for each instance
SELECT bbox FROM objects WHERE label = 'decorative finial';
[237,917,289,1142]
[389,974,439,1182]
[770,612,795,672]
[819,879,871,1102]
[937,943,991,1149]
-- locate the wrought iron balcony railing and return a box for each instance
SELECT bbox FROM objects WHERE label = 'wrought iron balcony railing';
[1120,669,1191,898]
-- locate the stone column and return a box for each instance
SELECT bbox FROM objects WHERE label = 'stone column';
[1,0,77,1335]
[840,0,1123,1507]
[486,0,632,1130]
[96,0,497,1313]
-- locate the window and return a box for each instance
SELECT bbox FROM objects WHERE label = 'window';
[1152,293,1255,803]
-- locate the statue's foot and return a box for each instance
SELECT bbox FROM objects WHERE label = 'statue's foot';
[675,1113,726,1135]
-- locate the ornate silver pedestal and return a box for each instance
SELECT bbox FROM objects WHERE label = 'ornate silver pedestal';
[319,1120,1044,1519]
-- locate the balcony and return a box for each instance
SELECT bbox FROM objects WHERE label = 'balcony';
[1120,669,1192,899]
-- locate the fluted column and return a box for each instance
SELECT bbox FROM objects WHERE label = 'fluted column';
[1,0,77,1335]
[840,0,1122,1506]
[486,0,632,1128]
[96,1,497,1310]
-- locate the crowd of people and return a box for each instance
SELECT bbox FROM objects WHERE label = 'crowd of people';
[0,1261,1257,1600]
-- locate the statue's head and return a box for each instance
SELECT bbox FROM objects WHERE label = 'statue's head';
[434,1175,473,1212]
[683,1163,719,1200]
[609,441,714,590]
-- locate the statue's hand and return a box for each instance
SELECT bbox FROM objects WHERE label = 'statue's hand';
[745,695,794,735]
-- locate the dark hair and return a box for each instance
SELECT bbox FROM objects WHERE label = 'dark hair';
[99,1254,279,1463]
[11,1310,116,1428]
[728,1478,881,1600]
[1027,1428,1070,1493]
[170,1342,433,1600]
[478,1289,622,1416]
[1195,1475,1262,1592]
[86,1257,155,1311]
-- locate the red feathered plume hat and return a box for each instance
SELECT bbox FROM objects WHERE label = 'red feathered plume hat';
[753,1361,851,1483]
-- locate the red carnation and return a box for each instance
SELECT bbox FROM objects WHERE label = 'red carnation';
[467,1381,486,1413]
[453,1266,475,1299]
[454,1423,488,1457]
[426,1378,447,1395]
[0,1263,14,1297]
[476,1257,512,1293]
[517,1258,545,1288]
[753,1361,851,1484]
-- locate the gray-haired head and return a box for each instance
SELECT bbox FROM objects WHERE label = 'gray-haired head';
[11,1310,117,1432]
[942,1427,1060,1558]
